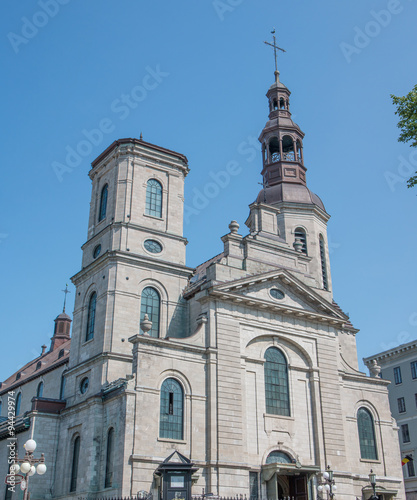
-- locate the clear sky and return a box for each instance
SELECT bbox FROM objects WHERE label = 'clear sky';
[1,0,417,381]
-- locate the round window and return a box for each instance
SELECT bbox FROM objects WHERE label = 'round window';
[144,239,162,254]
[270,288,285,300]
[80,377,89,394]
[93,244,101,259]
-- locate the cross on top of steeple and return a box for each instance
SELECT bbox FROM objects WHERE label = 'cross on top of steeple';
[61,284,70,313]
[264,29,286,82]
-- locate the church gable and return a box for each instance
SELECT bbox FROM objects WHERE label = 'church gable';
[210,270,347,324]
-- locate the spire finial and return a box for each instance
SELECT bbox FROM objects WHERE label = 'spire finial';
[140,132,143,140]
[61,284,70,313]
[264,29,286,79]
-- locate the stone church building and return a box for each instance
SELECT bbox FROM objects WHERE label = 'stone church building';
[0,68,406,500]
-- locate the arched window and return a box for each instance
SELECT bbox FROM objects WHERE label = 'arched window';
[294,227,307,254]
[58,349,64,359]
[296,140,303,162]
[266,451,293,464]
[140,287,160,337]
[37,381,44,398]
[282,135,295,161]
[357,407,378,460]
[59,373,66,400]
[145,179,162,217]
[319,235,328,290]
[36,361,42,370]
[269,137,280,163]
[105,427,115,488]
[264,347,290,416]
[98,184,108,222]
[159,378,184,440]
[15,393,22,416]
[70,436,81,492]
[279,97,285,109]
[85,292,97,342]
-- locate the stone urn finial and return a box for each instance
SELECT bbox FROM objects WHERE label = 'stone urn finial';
[140,314,152,335]
[293,238,303,252]
[229,220,239,234]
[369,359,381,378]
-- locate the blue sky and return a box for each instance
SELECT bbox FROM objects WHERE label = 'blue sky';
[1,0,417,381]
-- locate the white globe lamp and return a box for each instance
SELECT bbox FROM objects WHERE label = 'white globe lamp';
[24,439,37,453]
[20,462,31,474]
[36,463,47,475]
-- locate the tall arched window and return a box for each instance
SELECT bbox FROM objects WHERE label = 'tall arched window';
[159,378,184,440]
[37,381,44,398]
[70,436,81,492]
[145,179,162,217]
[319,235,328,290]
[59,373,66,400]
[98,184,108,222]
[140,287,160,337]
[264,347,290,416]
[294,227,307,254]
[357,407,378,460]
[15,393,22,416]
[86,292,97,342]
[105,427,114,488]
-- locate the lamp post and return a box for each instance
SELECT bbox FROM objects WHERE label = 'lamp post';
[9,439,47,500]
[317,465,337,499]
[369,470,378,500]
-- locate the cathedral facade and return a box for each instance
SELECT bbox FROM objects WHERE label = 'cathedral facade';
[0,69,406,500]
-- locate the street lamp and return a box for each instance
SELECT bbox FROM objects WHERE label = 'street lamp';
[369,470,378,500]
[8,439,47,500]
[317,465,337,499]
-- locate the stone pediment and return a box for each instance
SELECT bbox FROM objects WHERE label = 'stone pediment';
[210,269,348,326]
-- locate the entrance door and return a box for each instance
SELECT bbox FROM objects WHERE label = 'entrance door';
[289,476,307,500]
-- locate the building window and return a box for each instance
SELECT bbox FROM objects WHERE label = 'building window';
[70,436,80,492]
[36,382,44,398]
[86,292,97,342]
[58,349,64,359]
[408,459,416,477]
[105,427,114,488]
[357,407,378,460]
[398,397,406,413]
[402,424,411,443]
[319,235,328,291]
[145,179,162,218]
[294,227,307,254]
[394,366,402,384]
[16,372,21,381]
[266,451,293,464]
[0,401,2,416]
[15,393,22,416]
[159,378,184,440]
[36,361,41,370]
[249,471,259,500]
[140,287,160,337]
[411,361,417,379]
[59,374,66,400]
[98,184,108,222]
[264,347,290,416]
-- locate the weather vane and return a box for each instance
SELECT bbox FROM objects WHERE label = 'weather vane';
[264,29,286,75]
[62,284,70,313]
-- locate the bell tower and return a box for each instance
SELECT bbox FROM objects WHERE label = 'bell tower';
[244,37,333,297]
[66,138,193,404]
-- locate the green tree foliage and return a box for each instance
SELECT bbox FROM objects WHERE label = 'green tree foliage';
[391,85,417,188]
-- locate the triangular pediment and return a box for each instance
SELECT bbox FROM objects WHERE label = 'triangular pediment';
[163,451,190,464]
[210,269,348,326]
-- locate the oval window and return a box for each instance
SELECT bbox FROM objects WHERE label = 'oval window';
[80,377,89,394]
[93,244,102,259]
[144,240,162,254]
[270,288,285,300]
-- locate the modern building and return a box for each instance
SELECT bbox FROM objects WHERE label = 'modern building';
[0,65,406,500]
[365,341,417,499]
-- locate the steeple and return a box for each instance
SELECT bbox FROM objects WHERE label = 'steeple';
[50,289,72,351]
[259,71,306,189]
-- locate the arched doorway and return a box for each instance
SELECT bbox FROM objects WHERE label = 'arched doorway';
[263,451,313,500]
